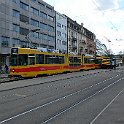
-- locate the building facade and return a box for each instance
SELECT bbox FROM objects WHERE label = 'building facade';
[55,12,67,53]
[83,27,96,56]
[67,17,86,55]
[67,16,95,55]
[0,0,55,65]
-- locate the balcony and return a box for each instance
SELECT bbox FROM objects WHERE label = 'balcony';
[72,37,77,42]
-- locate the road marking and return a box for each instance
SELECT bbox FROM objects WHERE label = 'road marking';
[0,75,122,124]
[15,94,27,97]
[90,88,124,124]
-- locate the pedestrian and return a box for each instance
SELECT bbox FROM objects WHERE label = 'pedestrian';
[5,64,9,73]
[0,65,2,74]
[112,59,116,69]
[1,65,4,73]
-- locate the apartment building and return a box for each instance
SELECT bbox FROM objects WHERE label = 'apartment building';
[0,0,55,65]
[67,17,86,54]
[83,27,96,56]
[55,12,67,53]
[67,16,96,56]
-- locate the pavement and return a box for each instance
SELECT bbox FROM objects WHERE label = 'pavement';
[0,73,16,83]
[0,73,9,78]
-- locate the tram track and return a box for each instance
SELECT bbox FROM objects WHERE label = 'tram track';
[0,69,113,93]
[0,70,118,104]
[0,72,123,124]
[40,77,124,124]
[0,69,113,84]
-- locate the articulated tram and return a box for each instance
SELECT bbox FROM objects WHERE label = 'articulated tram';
[9,47,114,77]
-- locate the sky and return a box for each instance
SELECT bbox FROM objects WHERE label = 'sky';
[44,0,124,54]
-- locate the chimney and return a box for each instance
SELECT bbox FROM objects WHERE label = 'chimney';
[81,23,84,27]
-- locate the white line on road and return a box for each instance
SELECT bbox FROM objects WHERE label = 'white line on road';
[90,88,124,124]
[15,94,27,97]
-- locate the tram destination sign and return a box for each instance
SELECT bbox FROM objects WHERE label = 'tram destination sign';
[11,48,18,54]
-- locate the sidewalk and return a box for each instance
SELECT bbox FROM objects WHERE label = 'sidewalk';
[0,73,9,78]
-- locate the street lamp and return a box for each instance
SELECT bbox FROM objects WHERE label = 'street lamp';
[25,29,40,48]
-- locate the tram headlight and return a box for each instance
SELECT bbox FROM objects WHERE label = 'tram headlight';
[12,68,15,73]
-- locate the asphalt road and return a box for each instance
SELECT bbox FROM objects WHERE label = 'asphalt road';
[0,67,124,124]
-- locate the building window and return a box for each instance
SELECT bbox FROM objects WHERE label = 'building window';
[57,22,61,28]
[20,2,29,11]
[40,22,47,29]
[40,12,47,19]
[47,35,54,42]
[19,40,27,47]
[38,2,45,8]
[20,27,29,36]
[57,31,61,36]
[13,9,20,18]
[57,39,61,44]
[62,33,66,38]
[62,41,67,45]
[13,24,20,32]
[12,0,20,4]
[0,56,6,65]
[31,19,39,27]
[48,15,54,21]
[62,25,66,30]
[1,36,9,47]
[31,0,36,2]
[46,6,52,12]
[32,32,39,38]
[12,38,19,47]
[20,14,29,24]
[31,7,39,16]
[42,34,47,41]
[47,25,54,32]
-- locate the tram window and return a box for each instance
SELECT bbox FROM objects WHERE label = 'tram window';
[84,58,88,63]
[10,55,18,66]
[98,59,102,65]
[69,57,73,63]
[55,56,64,64]
[89,58,92,63]
[69,63,73,66]
[95,59,98,64]
[19,54,28,66]
[45,55,53,64]
[52,55,56,64]
[29,54,35,65]
[74,57,81,63]
[59,56,64,64]
[36,54,44,64]
[45,55,64,64]
[74,57,77,63]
